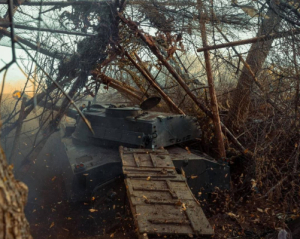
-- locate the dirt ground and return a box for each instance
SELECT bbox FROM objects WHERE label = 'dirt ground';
[0,92,140,238]
[6,131,136,239]
[1,107,135,239]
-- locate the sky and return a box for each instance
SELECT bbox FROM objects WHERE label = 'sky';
[0,45,33,95]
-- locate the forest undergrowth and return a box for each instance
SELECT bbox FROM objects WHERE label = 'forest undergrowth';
[187,86,300,238]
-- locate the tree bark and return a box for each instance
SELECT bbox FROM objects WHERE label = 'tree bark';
[227,8,282,130]
[0,133,32,239]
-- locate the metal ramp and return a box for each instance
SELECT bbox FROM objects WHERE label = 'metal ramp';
[120,146,214,239]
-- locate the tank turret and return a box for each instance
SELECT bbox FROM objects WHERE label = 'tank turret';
[72,99,200,149]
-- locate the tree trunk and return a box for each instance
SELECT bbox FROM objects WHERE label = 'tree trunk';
[0,140,32,239]
[226,8,282,131]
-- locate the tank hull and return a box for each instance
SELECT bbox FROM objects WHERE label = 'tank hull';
[61,122,229,201]
[60,105,228,201]
[61,136,122,201]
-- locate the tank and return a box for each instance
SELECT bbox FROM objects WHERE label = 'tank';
[59,97,229,201]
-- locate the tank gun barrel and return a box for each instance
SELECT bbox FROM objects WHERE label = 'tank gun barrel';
[38,100,78,119]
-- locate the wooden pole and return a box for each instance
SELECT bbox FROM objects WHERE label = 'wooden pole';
[121,67,150,97]
[119,14,211,115]
[9,97,27,165]
[197,0,226,159]
[119,13,245,152]
[96,74,143,101]
[108,81,143,101]
[0,0,110,6]
[124,51,185,115]
[0,22,95,36]
[197,28,300,52]
[96,73,143,95]
[134,52,156,80]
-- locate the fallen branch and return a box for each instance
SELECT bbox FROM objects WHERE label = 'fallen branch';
[121,67,150,97]
[124,50,185,114]
[95,73,143,101]
[260,176,288,199]
[0,0,111,6]
[0,22,95,36]
[93,71,143,95]
[0,28,64,59]
[119,13,245,152]
[197,28,300,52]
